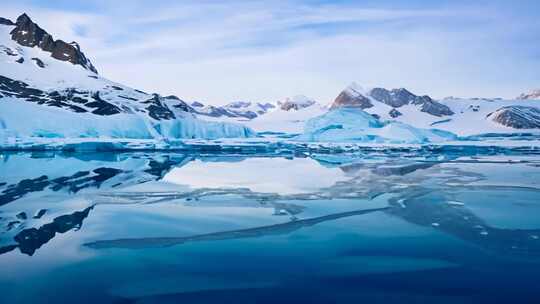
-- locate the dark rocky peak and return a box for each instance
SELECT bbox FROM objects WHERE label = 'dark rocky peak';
[164,95,182,101]
[330,84,373,110]
[191,101,204,107]
[0,17,15,25]
[226,101,252,109]
[368,86,453,117]
[517,89,540,100]
[258,102,275,111]
[369,87,429,108]
[9,13,98,74]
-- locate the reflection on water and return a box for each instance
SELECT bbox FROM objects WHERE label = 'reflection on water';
[1,151,540,303]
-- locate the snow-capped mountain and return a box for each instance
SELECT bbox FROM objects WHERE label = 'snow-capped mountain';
[517,89,540,100]
[245,95,325,133]
[277,95,316,111]
[191,95,318,122]
[193,100,275,120]
[0,14,254,143]
[189,95,324,133]
[331,83,453,117]
[328,83,540,135]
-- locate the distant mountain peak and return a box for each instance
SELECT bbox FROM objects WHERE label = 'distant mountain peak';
[330,83,453,117]
[344,82,368,97]
[7,13,98,74]
[517,89,540,100]
[277,95,316,111]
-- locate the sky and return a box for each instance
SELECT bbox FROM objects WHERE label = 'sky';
[2,0,540,105]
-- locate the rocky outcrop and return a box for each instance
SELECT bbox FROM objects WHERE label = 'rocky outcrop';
[330,84,373,110]
[278,95,316,111]
[370,88,415,108]
[418,99,454,117]
[194,101,275,119]
[389,108,402,118]
[517,89,540,100]
[142,94,177,120]
[369,87,454,117]
[487,106,540,129]
[9,13,98,73]
[0,17,14,25]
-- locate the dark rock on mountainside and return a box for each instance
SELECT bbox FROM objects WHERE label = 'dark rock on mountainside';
[191,101,204,107]
[31,57,45,68]
[487,106,540,129]
[0,17,14,25]
[171,100,194,113]
[279,99,315,111]
[193,101,274,119]
[9,13,98,73]
[0,75,126,115]
[418,99,454,117]
[142,94,177,120]
[517,89,540,100]
[369,87,454,117]
[87,92,122,115]
[331,90,373,110]
[389,108,402,118]
[370,88,414,108]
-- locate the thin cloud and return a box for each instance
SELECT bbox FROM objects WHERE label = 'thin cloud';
[1,1,539,103]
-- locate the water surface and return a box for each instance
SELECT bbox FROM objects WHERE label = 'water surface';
[1,151,539,303]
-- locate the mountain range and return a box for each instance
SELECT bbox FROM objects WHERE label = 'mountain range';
[1,13,539,148]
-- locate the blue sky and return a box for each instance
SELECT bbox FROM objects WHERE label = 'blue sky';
[2,0,540,104]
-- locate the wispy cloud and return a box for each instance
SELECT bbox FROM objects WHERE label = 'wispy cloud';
[2,1,539,103]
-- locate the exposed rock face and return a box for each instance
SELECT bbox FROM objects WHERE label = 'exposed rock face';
[330,83,452,117]
[9,13,98,73]
[331,84,373,110]
[194,101,274,119]
[31,57,45,68]
[278,95,316,111]
[0,17,14,25]
[142,94,177,120]
[369,87,453,117]
[517,89,540,100]
[419,99,454,117]
[370,88,414,108]
[389,108,402,118]
[0,75,120,115]
[487,106,540,129]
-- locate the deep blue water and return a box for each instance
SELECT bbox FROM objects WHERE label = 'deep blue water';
[1,151,540,303]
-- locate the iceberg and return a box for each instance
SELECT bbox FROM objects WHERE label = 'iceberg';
[298,108,457,144]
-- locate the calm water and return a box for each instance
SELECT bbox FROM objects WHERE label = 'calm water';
[1,151,540,303]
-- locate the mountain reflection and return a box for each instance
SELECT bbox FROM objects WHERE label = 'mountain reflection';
[0,151,539,259]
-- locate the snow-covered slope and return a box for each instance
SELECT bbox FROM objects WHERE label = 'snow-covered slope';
[299,107,457,144]
[0,14,255,144]
[193,101,275,120]
[190,95,325,133]
[329,83,540,136]
[246,96,326,133]
[277,95,316,111]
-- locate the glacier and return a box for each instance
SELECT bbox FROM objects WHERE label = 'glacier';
[0,98,256,143]
[298,107,457,144]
